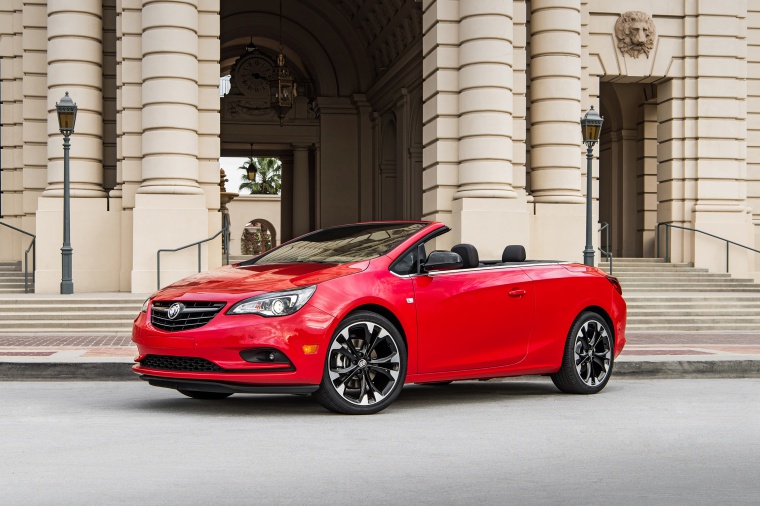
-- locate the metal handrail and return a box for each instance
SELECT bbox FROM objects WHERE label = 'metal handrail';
[598,222,613,275]
[0,220,36,293]
[156,226,230,290]
[655,222,760,273]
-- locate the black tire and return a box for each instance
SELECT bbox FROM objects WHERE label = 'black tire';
[178,389,233,400]
[312,311,407,415]
[551,311,614,394]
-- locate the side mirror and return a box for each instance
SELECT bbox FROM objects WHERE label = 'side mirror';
[423,250,463,272]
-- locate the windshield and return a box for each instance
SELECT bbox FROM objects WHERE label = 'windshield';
[244,223,428,265]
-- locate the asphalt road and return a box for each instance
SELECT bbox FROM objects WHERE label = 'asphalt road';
[1,378,758,505]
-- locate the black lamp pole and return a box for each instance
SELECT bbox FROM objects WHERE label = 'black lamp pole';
[56,92,77,294]
[580,106,604,267]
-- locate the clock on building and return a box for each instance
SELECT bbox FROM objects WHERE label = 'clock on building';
[234,53,274,98]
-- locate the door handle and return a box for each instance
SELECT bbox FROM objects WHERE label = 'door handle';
[509,289,526,297]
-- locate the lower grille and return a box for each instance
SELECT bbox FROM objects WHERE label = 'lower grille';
[151,301,226,332]
[140,354,224,373]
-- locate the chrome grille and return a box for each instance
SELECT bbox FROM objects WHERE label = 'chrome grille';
[150,301,226,332]
[140,354,223,372]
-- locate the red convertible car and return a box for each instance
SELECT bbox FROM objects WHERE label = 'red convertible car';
[133,221,626,414]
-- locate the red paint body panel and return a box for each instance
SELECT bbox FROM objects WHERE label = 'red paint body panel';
[132,221,626,389]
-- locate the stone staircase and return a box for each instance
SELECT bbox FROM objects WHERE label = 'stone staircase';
[0,261,32,294]
[599,258,760,331]
[228,255,255,263]
[0,295,144,334]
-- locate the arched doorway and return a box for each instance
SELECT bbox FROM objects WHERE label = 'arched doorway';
[598,81,659,258]
[218,0,424,239]
[241,218,277,255]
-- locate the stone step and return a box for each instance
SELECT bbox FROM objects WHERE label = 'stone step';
[619,278,754,284]
[0,304,142,313]
[626,300,760,308]
[600,258,667,263]
[0,320,132,330]
[0,296,145,304]
[625,287,760,293]
[0,328,133,335]
[626,323,760,331]
[615,274,734,281]
[628,309,760,317]
[0,311,139,321]
[601,268,712,274]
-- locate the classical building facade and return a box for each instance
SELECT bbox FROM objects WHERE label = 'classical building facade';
[1,0,759,293]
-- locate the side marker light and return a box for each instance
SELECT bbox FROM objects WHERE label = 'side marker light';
[302,344,319,355]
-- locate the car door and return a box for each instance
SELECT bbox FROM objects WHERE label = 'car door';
[412,266,534,373]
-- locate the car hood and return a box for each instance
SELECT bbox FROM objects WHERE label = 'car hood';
[153,261,370,300]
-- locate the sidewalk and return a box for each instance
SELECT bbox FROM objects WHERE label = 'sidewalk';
[1,331,759,380]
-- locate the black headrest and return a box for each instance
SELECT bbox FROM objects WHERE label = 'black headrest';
[451,244,479,269]
[502,245,526,263]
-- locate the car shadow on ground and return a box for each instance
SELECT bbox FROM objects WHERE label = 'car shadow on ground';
[129,377,572,417]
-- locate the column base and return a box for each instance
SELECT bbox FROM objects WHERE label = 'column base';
[34,197,122,293]
[131,193,211,293]
[452,197,530,261]
[530,202,587,264]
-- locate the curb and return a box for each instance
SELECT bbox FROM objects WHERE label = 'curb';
[0,362,137,381]
[1,360,759,381]
[614,360,760,378]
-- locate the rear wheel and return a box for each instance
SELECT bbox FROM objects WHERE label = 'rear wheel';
[312,311,407,415]
[178,389,233,400]
[551,311,613,394]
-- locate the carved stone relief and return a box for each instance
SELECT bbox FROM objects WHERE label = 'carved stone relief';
[615,11,656,59]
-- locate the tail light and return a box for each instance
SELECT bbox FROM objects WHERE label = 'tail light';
[606,275,622,295]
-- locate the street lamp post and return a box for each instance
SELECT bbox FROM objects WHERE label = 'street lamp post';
[56,92,78,294]
[580,105,604,267]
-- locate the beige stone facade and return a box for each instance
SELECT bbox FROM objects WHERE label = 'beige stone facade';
[1,0,759,293]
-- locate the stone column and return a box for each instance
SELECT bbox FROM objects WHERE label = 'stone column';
[0,1,24,263]
[512,0,528,199]
[528,0,586,262]
[197,0,221,268]
[292,144,310,238]
[22,0,48,237]
[686,2,754,277]
[131,0,208,292]
[748,3,760,278]
[451,0,527,259]
[420,0,459,250]
[35,0,121,292]
[636,100,657,257]
[138,0,201,195]
[44,0,105,197]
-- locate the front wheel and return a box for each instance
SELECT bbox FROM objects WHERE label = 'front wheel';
[551,311,614,394]
[312,311,407,415]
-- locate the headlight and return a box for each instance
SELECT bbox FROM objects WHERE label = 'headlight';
[141,298,150,313]
[228,286,317,317]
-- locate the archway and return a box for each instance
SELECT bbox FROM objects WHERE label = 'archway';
[598,82,659,258]
[219,0,424,238]
[241,218,278,255]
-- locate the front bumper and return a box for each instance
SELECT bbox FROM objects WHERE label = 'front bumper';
[140,375,319,395]
[132,302,335,385]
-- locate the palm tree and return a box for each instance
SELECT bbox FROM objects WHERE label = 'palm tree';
[238,157,282,195]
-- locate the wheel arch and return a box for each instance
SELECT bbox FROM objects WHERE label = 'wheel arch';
[346,304,408,348]
[581,305,616,345]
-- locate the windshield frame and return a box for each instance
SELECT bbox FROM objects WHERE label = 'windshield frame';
[240,221,434,266]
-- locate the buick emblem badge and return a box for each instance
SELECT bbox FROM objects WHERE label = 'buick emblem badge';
[167,303,183,320]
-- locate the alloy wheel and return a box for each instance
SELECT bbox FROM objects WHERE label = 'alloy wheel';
[327,321,401,406]
[573,319,612,387]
